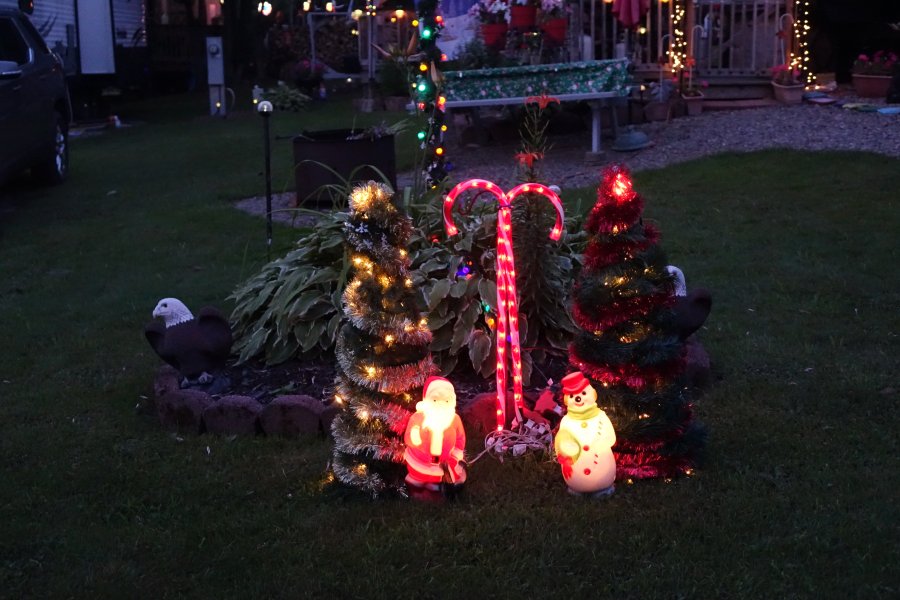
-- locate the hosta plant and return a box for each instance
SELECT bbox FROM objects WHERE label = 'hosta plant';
[230,188,586,385]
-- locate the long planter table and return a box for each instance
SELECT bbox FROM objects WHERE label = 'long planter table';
[442,58,632,156]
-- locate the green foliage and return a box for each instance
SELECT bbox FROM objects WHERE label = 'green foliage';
[229,190,585,383]
[229,209,347,364]
[377,59,414,97]
[263,82,312,112]
[445,37,511,70]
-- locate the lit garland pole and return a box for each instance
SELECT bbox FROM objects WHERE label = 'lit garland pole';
[412,0,450,190]
[793,0,813,84]
[670,0,687,74]
[443,179,564,431]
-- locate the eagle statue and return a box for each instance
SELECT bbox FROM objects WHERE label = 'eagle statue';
[144,298,233,389]
[666,266,712,340]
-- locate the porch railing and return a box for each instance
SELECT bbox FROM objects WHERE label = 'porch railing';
[578,0,795,77]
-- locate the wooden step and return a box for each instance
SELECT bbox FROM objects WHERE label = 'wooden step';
[701,97,778,110]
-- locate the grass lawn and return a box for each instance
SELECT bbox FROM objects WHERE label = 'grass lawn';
[1,93,898,598]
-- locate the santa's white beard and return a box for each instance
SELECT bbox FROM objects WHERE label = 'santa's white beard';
[418,401,456,456]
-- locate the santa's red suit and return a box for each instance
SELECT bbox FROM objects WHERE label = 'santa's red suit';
[403,377,467,491]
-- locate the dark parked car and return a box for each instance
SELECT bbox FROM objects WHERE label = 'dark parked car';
[0,7,71,185]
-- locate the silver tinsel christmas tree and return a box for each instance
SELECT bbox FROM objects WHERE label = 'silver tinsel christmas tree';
[330,182,437,495]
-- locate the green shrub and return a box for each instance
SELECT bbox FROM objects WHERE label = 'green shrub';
[230,189,586,383]
[229,210,346,364]
[263,82,311,112]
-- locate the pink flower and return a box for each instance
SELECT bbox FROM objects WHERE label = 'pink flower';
[857,54,869,62]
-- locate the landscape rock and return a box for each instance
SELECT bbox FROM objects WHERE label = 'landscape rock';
[203,395,262,435]
[156,388,212,433]
[459,392,517,435]
[319,402,340,436]
[153,365,181,398]
[259,395,324,436]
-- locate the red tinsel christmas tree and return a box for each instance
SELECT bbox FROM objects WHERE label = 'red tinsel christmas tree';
[569,165,706,479]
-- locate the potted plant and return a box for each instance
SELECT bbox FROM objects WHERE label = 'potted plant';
[292,122,404,205]
[373,32,421,111]
[771,64,804,104]
[289,58,326,96]
[539,0,568,45]
[645,79,674,122]
[469,0,510,49]
[852,51,898,98]
[678,57,705,116]
[510,0,539,29]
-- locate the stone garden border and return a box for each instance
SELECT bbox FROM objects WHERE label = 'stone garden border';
[151,366,339,437]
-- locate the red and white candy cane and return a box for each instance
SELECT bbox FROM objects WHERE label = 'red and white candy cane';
[443,179,565,431]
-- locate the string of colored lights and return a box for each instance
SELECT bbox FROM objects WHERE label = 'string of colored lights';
[413,0,450,189]
[443,179,564,431]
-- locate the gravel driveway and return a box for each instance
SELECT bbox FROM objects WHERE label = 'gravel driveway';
[430,97,900,190]
[237,93,899,224]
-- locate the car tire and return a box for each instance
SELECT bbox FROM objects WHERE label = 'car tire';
[33,111,69,185]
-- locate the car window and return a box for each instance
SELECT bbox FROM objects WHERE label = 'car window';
[0,17,31,65]
[17,16,49,55]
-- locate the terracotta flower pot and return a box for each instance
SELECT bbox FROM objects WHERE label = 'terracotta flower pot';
[851,74,891,99]
[509,5,537,29]
[541,17,568,45]
[771,81,804,104]
[481,23,509,49]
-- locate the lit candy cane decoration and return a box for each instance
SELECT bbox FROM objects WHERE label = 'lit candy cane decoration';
[443,179,565,431]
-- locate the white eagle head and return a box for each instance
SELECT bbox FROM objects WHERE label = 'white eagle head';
[152,298,194,328]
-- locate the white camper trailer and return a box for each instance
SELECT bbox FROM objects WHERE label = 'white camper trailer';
[0,0,145,77]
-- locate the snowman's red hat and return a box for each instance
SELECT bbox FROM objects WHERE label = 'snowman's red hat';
[561,371,590,396]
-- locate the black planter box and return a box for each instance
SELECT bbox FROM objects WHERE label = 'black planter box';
[292,129,397,204]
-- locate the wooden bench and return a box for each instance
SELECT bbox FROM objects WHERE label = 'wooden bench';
[442,59,631,156]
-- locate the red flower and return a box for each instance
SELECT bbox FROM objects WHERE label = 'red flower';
[515,151,543,168]
[524,93,560,110]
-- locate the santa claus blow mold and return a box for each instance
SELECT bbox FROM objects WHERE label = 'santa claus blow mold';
[403,377,467,495]
[554,371,616,498]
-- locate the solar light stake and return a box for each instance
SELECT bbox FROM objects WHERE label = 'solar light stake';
[257,100,274,260]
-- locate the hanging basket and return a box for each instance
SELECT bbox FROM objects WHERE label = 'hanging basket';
[541,17,568,45]
[481,23,509,49]
[509,5,537,29]
[851,74,891,99]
